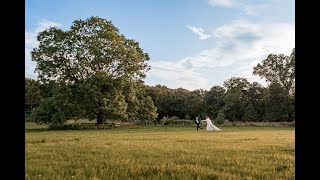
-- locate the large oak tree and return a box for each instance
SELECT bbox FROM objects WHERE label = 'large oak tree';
[32,16,150,83]
[31,16,156,124]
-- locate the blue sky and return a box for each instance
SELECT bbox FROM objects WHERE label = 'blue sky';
[26,0,295,90]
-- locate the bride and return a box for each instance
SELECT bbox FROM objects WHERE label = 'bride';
[202,116,222,131]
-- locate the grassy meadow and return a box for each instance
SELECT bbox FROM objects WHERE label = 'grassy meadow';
[25,123,294,180]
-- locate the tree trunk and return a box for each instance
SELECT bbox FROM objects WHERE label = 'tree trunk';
[96,112,106,125]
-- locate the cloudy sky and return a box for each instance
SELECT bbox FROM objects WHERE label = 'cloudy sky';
[26,0,295,90]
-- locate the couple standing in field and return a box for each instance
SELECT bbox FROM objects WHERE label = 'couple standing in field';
[195,116,222,131]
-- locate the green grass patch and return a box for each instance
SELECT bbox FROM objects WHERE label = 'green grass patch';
[25,122,49,131]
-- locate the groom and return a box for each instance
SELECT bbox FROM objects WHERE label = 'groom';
[195,116,203,130]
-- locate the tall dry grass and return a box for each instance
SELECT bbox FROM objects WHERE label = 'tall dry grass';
[25,126,294,179]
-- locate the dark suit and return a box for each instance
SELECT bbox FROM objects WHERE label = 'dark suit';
[195,117,202,130]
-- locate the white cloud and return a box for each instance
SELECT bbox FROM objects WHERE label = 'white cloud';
[232,60,269,86]
[146,20,295,90]
[213,19,261,39]
[146,61,209,90]
[25,19,295,91]
[186,25,211,40]
[25,20,62,79]
[208,0,234,7]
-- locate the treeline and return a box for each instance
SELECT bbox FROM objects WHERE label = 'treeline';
[145,78,294,123]
[25,16,295,125]
[26,73,295,124]
[145,48,295,123]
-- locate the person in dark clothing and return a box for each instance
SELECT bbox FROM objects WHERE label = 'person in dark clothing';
[195,116,203,130]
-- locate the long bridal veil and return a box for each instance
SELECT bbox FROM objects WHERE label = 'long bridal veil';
[205,117,222,131]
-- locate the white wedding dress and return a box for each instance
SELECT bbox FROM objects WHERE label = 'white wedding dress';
[202,117,222,131]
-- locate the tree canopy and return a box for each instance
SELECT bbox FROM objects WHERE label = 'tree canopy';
[253,48,295,94]
[32,16,150,83]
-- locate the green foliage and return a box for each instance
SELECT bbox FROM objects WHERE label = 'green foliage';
[215,111,225,125]
[243,103,259,121]
[124,82,158,123]
[25,111,32,119]
[32,16,150,83]
[253,48,295,94]
[75,74,129,124]
[263,83,291,121]
[160,116,176,125]
[26,16,295,124]
[137,96,158,122]
[25,78,41,111]
[203,86,225,118]
[186,89,205,119]
[145,85,171,121]
[223,87,249,121]
[288,95,295,121]
[223,77,250,91]
[30,16,155,125]
[222,78,267,122]
[166,88,189,118]
[146,85,205,121]
[38,81,59,99]
[32,83,80,124]
[246,82,265,120]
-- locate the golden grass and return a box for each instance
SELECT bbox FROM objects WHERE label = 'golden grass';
[25,126,294,180]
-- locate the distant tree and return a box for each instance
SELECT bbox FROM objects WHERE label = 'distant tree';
[204,86,225,118]
[32,83,80,124]
[222,77,251,121]
[186,89,205,119]
[246,82,265,120]
[25,77,41,111]
[243,103,258,121]
[215,110,225,125]
[137,96,158,123]
[288,94,295,121]
[223,87,249,121]
[223,77,250,91]
[166,88,189,119]
[253,48,295,94]
[145,85,205,121]
[145,84,171,121]
[263,83,290,121]
[124,81,158,123]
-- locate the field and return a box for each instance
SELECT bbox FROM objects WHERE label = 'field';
[25,123,295,180]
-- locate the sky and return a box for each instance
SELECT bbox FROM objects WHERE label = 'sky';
[25,0,295,90]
